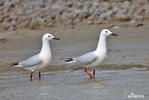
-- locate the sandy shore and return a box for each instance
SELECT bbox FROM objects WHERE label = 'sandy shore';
[0,25,149,100]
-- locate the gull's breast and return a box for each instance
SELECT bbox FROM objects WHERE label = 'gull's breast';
[40,53,52,68]
[88,51,107,67]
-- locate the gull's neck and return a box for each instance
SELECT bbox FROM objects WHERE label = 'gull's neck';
[94,34,107,54]
[39,39,51,57]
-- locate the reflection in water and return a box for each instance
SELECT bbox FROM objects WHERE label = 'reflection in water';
[0,69,149,100]
[89,79,107,88]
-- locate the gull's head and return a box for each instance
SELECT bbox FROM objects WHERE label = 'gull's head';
[100,29,117,37]
[43,33,60,41]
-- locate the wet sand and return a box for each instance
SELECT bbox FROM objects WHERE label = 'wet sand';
[0,25,149,100]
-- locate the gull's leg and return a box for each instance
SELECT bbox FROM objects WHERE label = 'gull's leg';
[84,67,93,79]
[30,72,33,81]
[39,71,41,81]
[93,68,96,78]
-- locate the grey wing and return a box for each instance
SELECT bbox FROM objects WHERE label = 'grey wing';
[74,52,97,65]
[19,55,43,67]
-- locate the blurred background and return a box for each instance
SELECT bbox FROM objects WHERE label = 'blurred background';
[0,1,149,100]
[0,0,149,31]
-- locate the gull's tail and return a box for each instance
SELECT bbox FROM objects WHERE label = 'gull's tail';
[65,58,73,62]
[11,62,19,66]
[65,58,77,64]
[11,62,23,67]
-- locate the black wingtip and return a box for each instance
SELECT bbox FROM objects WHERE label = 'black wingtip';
[65,58,73,62]
[11,62,18,66]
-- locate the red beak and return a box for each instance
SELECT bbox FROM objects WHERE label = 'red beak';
[110,33,118,36]
[53,37,60,40]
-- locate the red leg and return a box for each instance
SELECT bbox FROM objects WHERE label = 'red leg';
[39,71,41,81]
[93,68,96,78]
[84,67,93,79]
[30,72,33,81]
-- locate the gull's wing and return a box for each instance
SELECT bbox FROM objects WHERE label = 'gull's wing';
[18,54,43,67]
[74,52,97,65]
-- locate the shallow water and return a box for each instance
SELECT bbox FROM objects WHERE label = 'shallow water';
[0,69,148,100]
[0,27,149,100]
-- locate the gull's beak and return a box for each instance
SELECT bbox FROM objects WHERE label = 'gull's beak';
[110,33,118,36]
[53,37,60,40]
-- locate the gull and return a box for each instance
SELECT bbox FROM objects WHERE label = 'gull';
[12,33,60,81]
[65,29,117,79]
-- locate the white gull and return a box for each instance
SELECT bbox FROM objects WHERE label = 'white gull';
[65,29,117,79]
[12,33,60,81]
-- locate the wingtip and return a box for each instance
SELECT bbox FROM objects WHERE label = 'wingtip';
[65,58,73,62]
[11,62,19,66]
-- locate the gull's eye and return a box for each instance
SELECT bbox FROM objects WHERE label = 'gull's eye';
[48,35,51,37]
[105,31,108,33]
